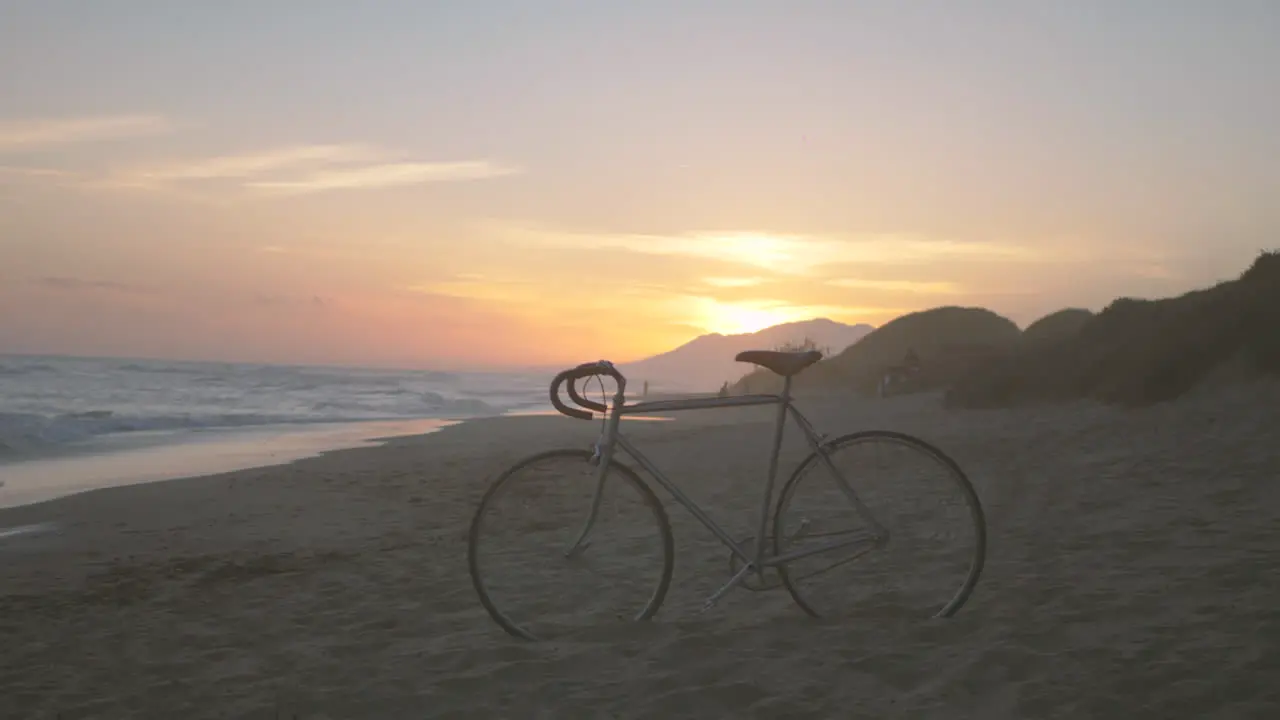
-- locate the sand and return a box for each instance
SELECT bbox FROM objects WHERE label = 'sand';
[2,382,1279,719]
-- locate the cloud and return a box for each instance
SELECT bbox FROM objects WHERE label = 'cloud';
[245,161,521,195]
[0,165,71,178]
[825,278,964,294]
[35,276,152,295]
[123,144,381,184]
[404,274,544,302]
[0,115,170,151]
[680,295,908,334]
[102,144,520,198]
[0,165,80,193]
[482,223,1051,276]
[401,271,904,337]
[0,116,521,201]
[702,276,768,288]
[406,272,678,301]
[253,292,333,310]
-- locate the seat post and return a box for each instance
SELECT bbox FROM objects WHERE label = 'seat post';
[754,371,793,567]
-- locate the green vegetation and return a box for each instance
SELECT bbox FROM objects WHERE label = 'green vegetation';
[1022,308,1094,345]
[946,251,1280,408]
[773,335,831,355]
[727,252,1280,408]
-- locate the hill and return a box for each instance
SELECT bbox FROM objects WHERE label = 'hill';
[1022,308,1094,344]
[733,306,1021,396]
[620,318,874,392]
[946,251,1280,408]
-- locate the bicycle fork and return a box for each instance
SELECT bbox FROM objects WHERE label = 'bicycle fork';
[563,410,622,559]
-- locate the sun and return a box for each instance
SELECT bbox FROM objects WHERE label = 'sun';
[694,299,807,335]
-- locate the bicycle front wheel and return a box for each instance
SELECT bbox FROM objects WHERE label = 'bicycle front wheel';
[467,448,674,640]
[773,430,986,620]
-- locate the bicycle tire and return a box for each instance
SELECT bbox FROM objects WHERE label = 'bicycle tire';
[467,448,675,640]
[772,430,987,619]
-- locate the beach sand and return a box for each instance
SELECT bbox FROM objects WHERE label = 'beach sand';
[2,383,1279,719]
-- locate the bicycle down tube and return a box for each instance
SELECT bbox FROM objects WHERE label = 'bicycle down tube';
[565,374,889,579]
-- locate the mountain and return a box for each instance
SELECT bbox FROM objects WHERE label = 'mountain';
[732,307,1021,396]
[620,318,875,392]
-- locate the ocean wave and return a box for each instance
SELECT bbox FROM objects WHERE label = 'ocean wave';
[0,400,495,455]
[0,355,544,457]
[308,392,494,416]
[0,362,59,377]
[112,362,206,375]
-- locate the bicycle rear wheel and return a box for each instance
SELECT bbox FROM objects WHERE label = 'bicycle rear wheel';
[467,448,674,640]
[773,430,986,620]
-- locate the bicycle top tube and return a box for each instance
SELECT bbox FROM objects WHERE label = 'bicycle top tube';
[620,393,783,415]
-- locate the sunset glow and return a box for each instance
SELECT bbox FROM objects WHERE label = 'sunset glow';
[1,4,1273,369]
[693,300,811,336]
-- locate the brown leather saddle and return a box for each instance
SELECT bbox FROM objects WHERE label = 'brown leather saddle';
[734,350,823,377]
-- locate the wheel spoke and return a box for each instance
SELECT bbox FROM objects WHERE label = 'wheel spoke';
[786,544,878,583]
[773,431,986,620]
[467,449,674,640]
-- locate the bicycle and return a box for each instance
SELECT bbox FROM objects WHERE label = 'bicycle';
[467,350,987,640]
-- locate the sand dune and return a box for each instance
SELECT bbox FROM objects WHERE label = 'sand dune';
[3,382,1279,718]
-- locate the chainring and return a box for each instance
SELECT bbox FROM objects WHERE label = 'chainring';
[726,536,784,592]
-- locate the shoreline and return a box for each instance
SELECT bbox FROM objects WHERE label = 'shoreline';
[0,408,679,514]
[0,417,459,512]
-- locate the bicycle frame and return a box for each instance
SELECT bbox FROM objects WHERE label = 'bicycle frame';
[564,375,890,607]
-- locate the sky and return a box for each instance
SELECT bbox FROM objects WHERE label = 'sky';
[1,1,1277,369]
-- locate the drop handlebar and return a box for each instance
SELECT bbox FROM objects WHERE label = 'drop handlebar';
[548,361,625,421]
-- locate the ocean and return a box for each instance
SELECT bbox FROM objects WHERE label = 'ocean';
[0,355,555,508]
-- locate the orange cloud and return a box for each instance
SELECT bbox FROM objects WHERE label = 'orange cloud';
[247,160,520,195]
[99,143,520,198]
[825,278,964,294]
[125,144,380,182]
[481,222,1053,276]
[702,276,769,288]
